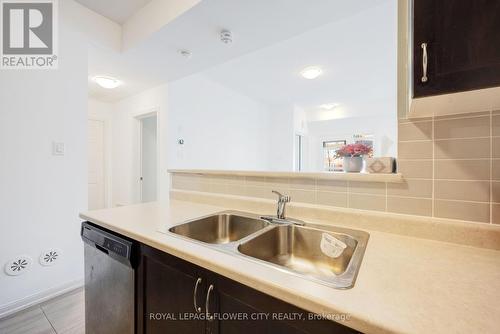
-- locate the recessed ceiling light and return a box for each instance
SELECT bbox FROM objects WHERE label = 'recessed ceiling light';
[93,76,122,89]
[300,66,323,79]
[320,103,339,110]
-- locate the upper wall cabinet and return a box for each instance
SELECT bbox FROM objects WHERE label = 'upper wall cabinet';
[413,0,500,98]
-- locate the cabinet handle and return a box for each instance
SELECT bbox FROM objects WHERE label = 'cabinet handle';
[421,42,428,83]
[193,278,202,313]
[205,284,214,321]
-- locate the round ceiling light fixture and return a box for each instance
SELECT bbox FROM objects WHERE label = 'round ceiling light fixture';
[300,66,323,80]
[93,76,122,89]
[319,103,339,110]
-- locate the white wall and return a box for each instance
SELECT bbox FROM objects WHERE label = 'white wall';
[266,105,294,171]
[111,85,168,206]
[104,74,274,205]
[88,98,113,119]
[167,74,270,171]
[0,3,88,316]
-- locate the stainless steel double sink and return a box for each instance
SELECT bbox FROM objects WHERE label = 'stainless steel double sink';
[168,211,369,289]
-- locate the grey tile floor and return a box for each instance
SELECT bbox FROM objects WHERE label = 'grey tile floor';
[0,288,85,334]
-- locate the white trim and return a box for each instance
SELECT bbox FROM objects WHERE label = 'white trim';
[0,279,83,319]
[292,132,303,172]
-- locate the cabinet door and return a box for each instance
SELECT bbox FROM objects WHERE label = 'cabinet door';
[137,246,206,334]
[413,0,500,97]
[210,274,360,334]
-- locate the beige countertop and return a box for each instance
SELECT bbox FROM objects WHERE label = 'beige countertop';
[80,199,500,334]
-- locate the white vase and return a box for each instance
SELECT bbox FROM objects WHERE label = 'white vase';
[343,156,364,173]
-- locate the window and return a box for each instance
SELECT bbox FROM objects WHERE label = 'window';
[323,140,346,171]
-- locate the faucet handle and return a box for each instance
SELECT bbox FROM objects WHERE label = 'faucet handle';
[271,190,291,202]
[272,190,283,197]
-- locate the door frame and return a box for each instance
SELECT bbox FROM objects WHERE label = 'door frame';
[135,108,160,203]
[88,117,111,209]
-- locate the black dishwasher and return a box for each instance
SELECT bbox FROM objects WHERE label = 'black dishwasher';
[81,222,137,334]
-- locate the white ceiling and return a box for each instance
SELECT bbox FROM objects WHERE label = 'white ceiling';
[75,0,151,24]
[201,0,397,119]
[88,0,391,102]
[88,43,164,102]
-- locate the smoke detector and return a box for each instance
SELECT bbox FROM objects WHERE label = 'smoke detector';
[39,248,62,266]
[177,49,192,59]
[5,255,33,276]
[220,30,233,44]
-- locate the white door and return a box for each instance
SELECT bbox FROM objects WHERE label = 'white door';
[88,119,105,210]
[140,115,157,202]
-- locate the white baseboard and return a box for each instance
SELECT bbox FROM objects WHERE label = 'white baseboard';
[0,279,84,319]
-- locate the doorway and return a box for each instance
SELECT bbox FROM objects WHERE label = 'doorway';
[138,114,158,202]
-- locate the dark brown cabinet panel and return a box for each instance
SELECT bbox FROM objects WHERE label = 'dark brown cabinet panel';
[413,0,500,97]
[136,244,360,334]
[212,274,358,334]
[137,247,207,334]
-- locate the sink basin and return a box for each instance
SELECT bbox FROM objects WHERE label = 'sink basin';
[167,210,369,289]
[169,212,269,244]
[237,224,368,288]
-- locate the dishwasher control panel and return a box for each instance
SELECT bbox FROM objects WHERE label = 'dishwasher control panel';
[81,222,134,265]
[103,237,128,257]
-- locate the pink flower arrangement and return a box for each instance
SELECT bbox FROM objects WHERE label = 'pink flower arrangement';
[336,143,372,157]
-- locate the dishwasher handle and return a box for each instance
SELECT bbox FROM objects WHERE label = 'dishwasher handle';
[95,244,109,255]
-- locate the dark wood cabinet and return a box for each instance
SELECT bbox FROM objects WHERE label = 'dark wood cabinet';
[136,244,360,334]
[212,274,357,334]
[137,247,207,334]
[413,0,500,98]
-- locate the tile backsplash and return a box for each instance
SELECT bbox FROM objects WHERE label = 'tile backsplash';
[171,110,500,225]
[398,110,499,224]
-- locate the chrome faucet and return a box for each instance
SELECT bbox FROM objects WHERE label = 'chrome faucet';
[261,191,304,226]
[272,190,290,219]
